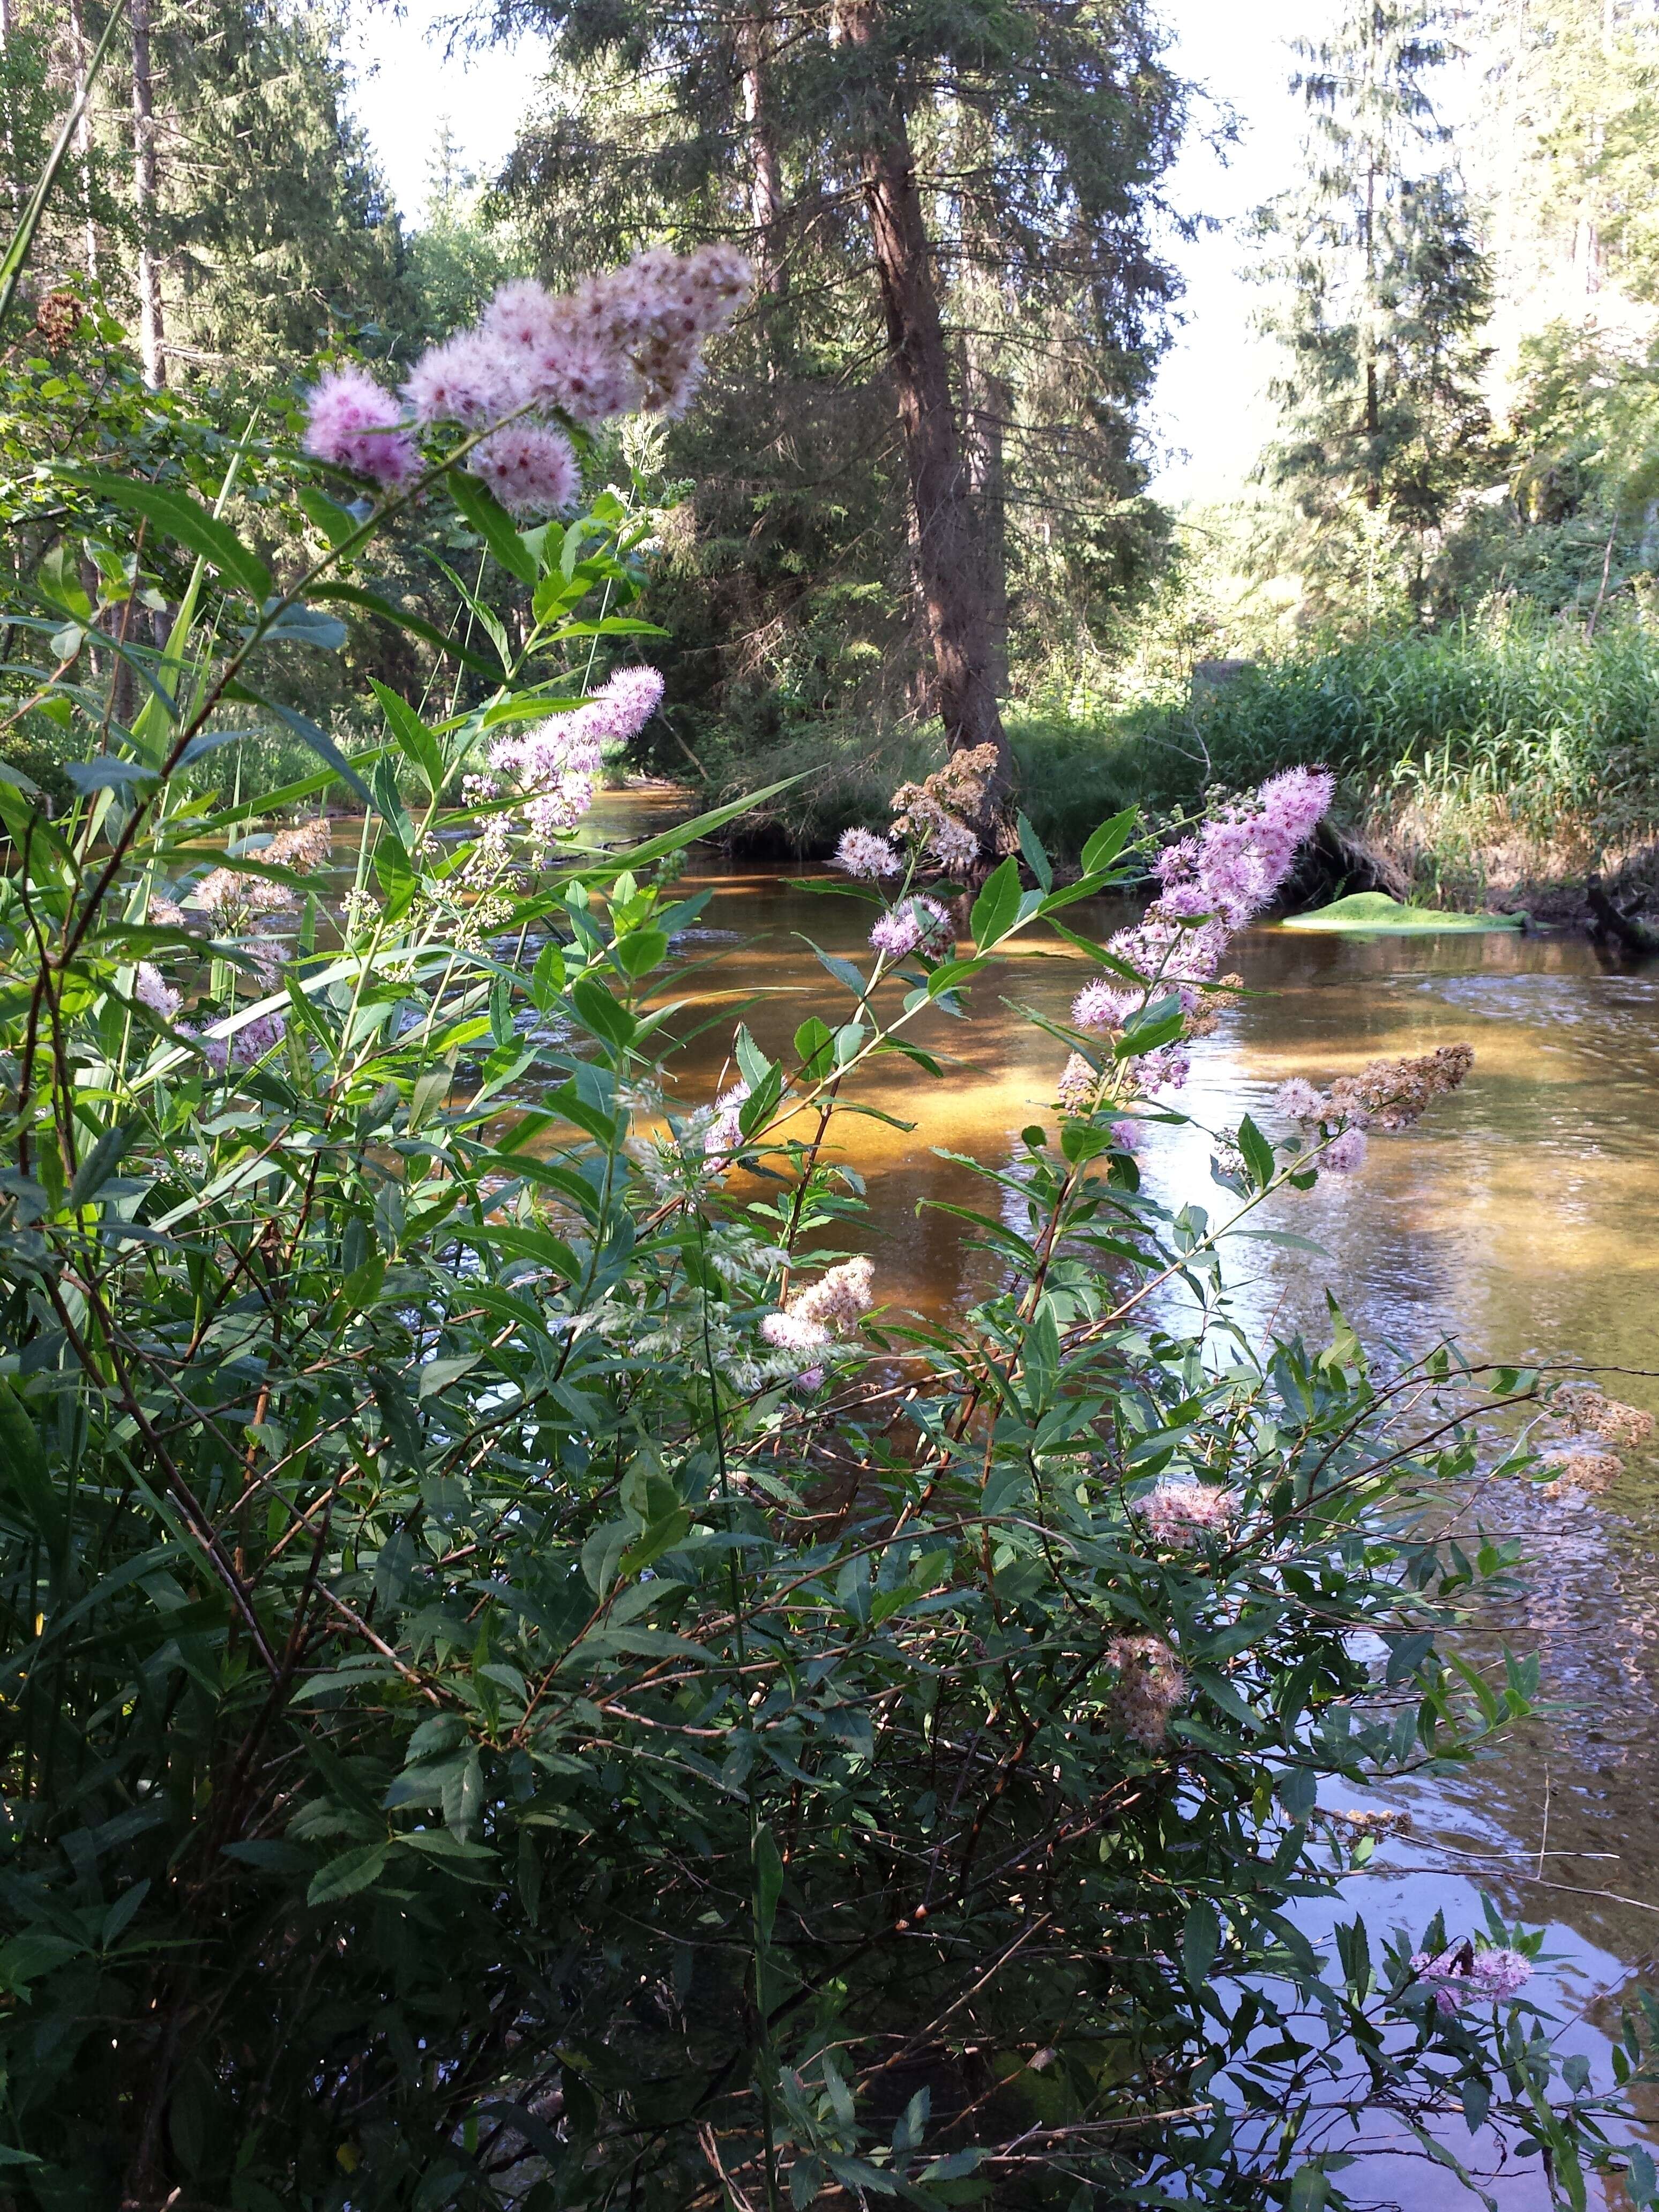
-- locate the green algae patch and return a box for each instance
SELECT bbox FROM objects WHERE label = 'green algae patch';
[1280,891,1523,935]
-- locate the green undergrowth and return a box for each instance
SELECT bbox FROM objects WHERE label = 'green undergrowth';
[685,609,1659,891]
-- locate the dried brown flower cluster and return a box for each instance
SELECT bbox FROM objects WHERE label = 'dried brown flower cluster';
[1541,1449,1624,1494]
[1326,1044,1476,1131]
[889,744,1000,872]
[1326,1805,1412,1840]
[35,290,82,350]
[1104,1634,1186,1747]
[1565,1391,1655,1451]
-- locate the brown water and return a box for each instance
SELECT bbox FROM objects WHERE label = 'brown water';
[591,790,1659,2191]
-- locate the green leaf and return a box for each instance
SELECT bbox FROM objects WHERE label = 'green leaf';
[0,1377,67,1580]
[754,1825,783,1945]
[296,484,361,548]
[307,1842,390,1906]
[257,601,346,651]
[1080,806,1139,878]
[310,581,501,678]
[39,541,92,619]
[68,1125,128,1208]
[925,955,988,999]
[530,939,566,1009]
[1289,2166,1330,2212]
[63,756,155,795]
[418,1356,481,1401]
[612,928,668,979]
[1182,1898,1220,1985]
[570,975,637,1052]
[371,678,444,794]
[735,1025,772,1091]
[969,855,1021,949]
[447,470,538,586]
[809,942,869,1001]
[1115,996,1184,1059]
[1237,1114,1275,1188]
[1015,812,1052,892]
[54,469,271,601]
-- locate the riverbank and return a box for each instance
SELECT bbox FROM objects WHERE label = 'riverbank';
[673,609,1659,925]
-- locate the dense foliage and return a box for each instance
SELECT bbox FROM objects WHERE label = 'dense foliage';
[2,238,1658,2211]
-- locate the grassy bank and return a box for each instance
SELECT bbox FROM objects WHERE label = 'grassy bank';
[698,610,1659,900]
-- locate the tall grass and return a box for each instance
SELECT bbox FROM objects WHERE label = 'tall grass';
[1017,608,1659,886]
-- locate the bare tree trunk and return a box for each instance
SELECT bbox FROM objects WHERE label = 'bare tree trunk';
[132,0,165,388]
[0,0,19,218]
[964,341,1011,698]
[737,11,786,297]
[829,0,1012,829]
[69,0,100,280]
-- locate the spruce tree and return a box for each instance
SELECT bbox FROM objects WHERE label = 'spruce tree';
[1256,0,1494,617]
[483,0,1186,828]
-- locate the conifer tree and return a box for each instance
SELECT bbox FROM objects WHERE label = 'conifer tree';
[1256,0,1493,615]
[484,0,1185,829]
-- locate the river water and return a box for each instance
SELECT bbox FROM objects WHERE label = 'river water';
[588,791,1659,2196]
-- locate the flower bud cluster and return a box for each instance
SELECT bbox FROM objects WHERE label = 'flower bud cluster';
[870,895,953,963]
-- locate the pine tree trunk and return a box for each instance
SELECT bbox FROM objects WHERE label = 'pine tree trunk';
[965,342,1011,697]
[829,0,1013,831]
[131,0,165,389]
[738,12,786,297]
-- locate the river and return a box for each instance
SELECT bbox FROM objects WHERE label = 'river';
[587,787,1659,2199]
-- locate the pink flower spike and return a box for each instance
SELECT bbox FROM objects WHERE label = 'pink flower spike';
[870,896,952,962]
[133,962,181,1022]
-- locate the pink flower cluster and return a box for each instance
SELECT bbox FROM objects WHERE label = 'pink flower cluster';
[1070,768,1335,1096]
[760,1257,875,1352]
[134,962,181,1022]
[703,1080,750,1170]
[303,364,419,489]
[487,666,664,849]
[197,1012,287,1074]
[870,895,953,963]
[833,827,900,879]
[1409,1945,1533,2013]
[305,246,752,516]
[1137,1481,1238,1549]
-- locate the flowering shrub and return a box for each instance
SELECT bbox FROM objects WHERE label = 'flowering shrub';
[0,257,1656,2212]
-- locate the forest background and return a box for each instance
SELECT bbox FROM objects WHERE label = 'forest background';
[8,0,1659,896]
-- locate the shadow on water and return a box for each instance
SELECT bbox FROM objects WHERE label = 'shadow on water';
[587,792,1659,2194]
